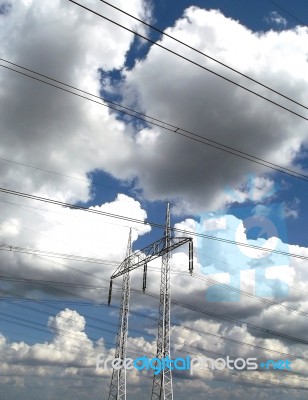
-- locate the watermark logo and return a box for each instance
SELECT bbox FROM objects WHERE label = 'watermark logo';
[197,175,291,302]
[96,354,292,375]
[96,355,191,375]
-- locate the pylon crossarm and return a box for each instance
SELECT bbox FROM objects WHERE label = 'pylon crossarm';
[111,237,192,280]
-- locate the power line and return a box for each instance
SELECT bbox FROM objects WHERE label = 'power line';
[0,156,121,195]
[37,253,308,329]
[2,60,308,184]
[0,243,119,265]
[149,266,308,322]
[0,312,158,369]
[4,291,308,391]
[2,61,308,186]
[1,313,307,392]
[30,241,308,317]
[0,286,274,366]
[3,282,308,366]
[192,271,308,319]
[2,251,308,347]
[2,294,151,341]
[0,155,164,206]
[2,186,308,262]
[3,190,306,326]
[3,253,308,352]
[3,200,308,360]
[1,208,303,352]
[0,196,147,238]
[5,295,307,372]
[67,0,308,122]
[2,234,308,356]
[12,293,306,364]
[198,249,308,303]
[98,0,308,112]
[0,301,210,360]
[5,291,308,369]
[2,243,307,324]
[0,311,114,347]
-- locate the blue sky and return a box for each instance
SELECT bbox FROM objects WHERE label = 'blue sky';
[153,0,301,31]
[1,0,308,398]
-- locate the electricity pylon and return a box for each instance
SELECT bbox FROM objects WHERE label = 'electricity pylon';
[151,203,172,400]
[108,204,193,399]
[108,228,132,400]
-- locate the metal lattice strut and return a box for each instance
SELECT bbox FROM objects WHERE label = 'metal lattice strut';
[108,229,132,400]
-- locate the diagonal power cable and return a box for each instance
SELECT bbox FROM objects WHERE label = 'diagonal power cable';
[1,60,308,183]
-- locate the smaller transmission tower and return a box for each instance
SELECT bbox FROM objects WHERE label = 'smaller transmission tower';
[108,229,132,400]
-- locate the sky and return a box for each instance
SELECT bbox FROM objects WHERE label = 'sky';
[1,0,308,399]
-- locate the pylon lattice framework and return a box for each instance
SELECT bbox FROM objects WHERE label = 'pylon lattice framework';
[108,205,193,399]
[151,203,172,399]
[108,229,132,400]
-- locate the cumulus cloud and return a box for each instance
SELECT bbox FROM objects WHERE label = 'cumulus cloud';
[1,306,307,400]
[2,4,306,213]
[265,11,287,28]
[0,193,150,301]
[119,7,308,211]
[0,308,113,399]
[0,0,149,203]
[1,308,99,369]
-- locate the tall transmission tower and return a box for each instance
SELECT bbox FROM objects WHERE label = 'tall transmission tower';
[108,204,193,399]
[151,203,172,400]
[108,228,132,400]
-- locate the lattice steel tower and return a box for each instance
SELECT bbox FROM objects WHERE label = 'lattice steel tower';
[108,228,132,400]
[151,203,173,400]
[108,204,193,400]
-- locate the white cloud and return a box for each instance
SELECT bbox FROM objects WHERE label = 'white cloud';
[0,0,149,204]
[119,7,308,211]
[2,3,306,214]
[0,193,151,302]
[1,2,307,212]
[265,11,287,28]
[0,308,107,377]
[283,197,300,219]
[1,305,307,399]
[48,308,86,333]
